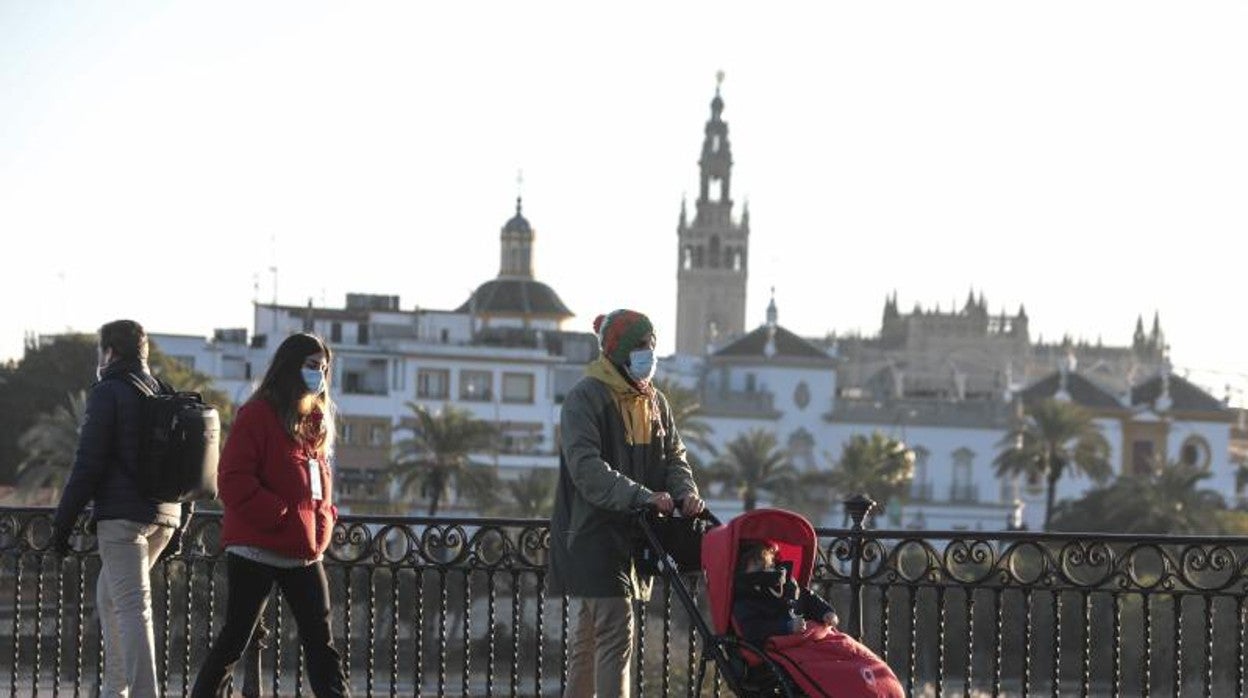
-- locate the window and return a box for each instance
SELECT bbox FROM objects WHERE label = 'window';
[1132,440,1157,476]
[357,323,369,345]
[222,356,247,380]
[460,370,493,402]
[1179,436,1211,470]
[341,357,388,395]
[745,373,756,393]
[417,369,449,399]
[793,382,810,410]
[499,421,543,454]
[787,429,815,470]
[331,322,342,343]
[910,447,931,501]
[502,373,535,404]
[999,473,1020,504]
[369,424,388,447]
[950,448,976,502]
[340,420,355,445]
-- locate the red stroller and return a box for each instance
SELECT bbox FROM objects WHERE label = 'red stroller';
[637,507,904,697]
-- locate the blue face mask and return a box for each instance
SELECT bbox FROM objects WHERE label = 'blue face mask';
[626,349,657,383]
[301,368,326,395]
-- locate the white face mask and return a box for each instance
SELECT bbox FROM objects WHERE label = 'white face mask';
[302,368,326,394]
[626,348,657,383]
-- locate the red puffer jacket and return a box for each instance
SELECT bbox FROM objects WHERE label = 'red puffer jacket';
[218,399,337,559]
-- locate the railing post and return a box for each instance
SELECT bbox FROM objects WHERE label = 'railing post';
[241,618,269,698]
[843,493,877,642]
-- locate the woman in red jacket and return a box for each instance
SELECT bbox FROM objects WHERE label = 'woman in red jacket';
[192,333,349,697]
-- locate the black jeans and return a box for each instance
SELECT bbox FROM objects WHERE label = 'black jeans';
[191,554,349,697]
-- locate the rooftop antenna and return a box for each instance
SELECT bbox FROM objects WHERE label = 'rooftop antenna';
[57,270,68,331]
[268,233,279,306]
[269,233,279,338]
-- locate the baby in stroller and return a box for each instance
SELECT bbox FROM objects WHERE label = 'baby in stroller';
[734,539,838,647]
[726,533,904,698]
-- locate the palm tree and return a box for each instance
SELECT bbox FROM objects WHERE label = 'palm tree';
[457,466,558,518]
[653,378,716,458]
[824,432,915,523]
[1050,462,1225,534]
[706,429,795,511]
[390,403,497,516]
[995,399,1112,531]
[500,468,557,518]
[15,391,87,503]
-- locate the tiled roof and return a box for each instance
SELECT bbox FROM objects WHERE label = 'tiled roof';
[713,325,834,363]
[1019,371,1123,409]
[1131,373,1227,413]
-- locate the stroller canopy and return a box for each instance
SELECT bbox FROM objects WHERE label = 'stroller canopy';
[700,508,818,635]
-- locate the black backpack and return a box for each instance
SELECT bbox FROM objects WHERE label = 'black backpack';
[122,373,221,502]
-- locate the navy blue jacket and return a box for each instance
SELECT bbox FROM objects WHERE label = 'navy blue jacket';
[732,563,836,647]
[52,359,188,532]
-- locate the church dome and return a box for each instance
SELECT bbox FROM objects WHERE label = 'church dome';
[457,278,572,317]
[502,197,532,235]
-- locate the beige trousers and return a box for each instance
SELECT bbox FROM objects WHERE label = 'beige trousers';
[563,596,636,698]
[96,519,174,698]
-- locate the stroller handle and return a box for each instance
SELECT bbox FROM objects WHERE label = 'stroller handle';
[632,498,721,527]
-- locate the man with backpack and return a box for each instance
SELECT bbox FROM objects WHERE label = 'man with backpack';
[52,319,195,698]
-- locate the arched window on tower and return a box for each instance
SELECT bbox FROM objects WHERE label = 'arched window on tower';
[694,246,704,268]
[681,245,693,270]
[712,135,721,152]
[709,236,721,269]
[733,249,745,271]
[710,178,724,202]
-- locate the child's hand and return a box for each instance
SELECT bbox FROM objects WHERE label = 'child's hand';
[823,612,839,629]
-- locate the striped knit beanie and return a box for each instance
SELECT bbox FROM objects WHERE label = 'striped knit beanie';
[593,310,654,365]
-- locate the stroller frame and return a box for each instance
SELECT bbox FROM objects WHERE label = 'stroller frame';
[635,509,800,698]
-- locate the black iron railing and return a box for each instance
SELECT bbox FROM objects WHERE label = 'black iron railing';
[4,502,1248,697]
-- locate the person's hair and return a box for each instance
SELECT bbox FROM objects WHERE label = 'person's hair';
[252,332,336,455]
[98,320,148,361]
[738,539,778,572]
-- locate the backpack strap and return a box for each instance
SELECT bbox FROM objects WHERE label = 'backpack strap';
[123,372,158,398]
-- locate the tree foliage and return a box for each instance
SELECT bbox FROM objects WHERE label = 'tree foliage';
[14,390,87,503]
[1049,462,1226,534]
[0,335,97,483]
[389,403,497,516]
[705,429,795,511]
[995,399,1112,531]
[817,432,915,524]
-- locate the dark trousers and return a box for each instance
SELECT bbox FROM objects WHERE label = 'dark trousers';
[191,554,349,698]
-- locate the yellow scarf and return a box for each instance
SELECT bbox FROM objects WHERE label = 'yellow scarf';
[586,356,659,446]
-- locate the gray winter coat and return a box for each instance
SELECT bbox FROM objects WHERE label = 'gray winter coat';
[548,375,698,600]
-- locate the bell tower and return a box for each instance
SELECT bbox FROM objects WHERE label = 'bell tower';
[675,73,750,355]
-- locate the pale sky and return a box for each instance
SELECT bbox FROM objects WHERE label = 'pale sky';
[2,2,1246,403]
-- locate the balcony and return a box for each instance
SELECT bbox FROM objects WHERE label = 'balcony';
[699,388,780,419]
[949,482,980,503]
[909,481,934,502]
[3,505,1247,696]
